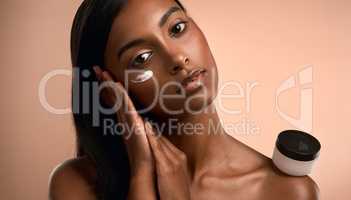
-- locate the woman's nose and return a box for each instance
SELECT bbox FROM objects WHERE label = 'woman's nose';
[170,54,190,75]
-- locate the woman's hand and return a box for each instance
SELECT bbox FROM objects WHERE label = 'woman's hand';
[94,66,160,200]
[145,123,192,200]
[93,66,191,200]
[93,66,154,175]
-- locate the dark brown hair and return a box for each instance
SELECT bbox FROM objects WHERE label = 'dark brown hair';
[70,0,186,199]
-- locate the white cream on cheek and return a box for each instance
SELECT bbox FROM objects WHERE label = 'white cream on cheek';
[130,70,154,83]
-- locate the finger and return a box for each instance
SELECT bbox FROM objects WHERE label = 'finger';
[149,126,180,163]
[98,71,131,140]
[98,70,119,107]
[100,86,118,108]
[101,71,139,123]
[145,121,170,169]
[159,135,186,159]
[94,67,126,129]
[101,71,149,146]
[94,66,114,106]
[100,73,132,117]
[99,71,125,115]
[117,86,144,135]
[93,65,103,81]
[101,70,114,81]
[115,90,127,128]
[158,136,179,164]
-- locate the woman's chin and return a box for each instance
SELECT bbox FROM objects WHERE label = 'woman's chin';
[182,93,215,114]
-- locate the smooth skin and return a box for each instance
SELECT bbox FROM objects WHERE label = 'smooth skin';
[49,0,320,199]
[49,70,319,200]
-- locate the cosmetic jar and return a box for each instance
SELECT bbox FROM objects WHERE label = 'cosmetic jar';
[272,130,321,176]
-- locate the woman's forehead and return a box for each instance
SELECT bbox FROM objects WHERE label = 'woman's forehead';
[108,0,182,47]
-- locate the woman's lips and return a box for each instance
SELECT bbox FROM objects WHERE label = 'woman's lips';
[177,69,207,95]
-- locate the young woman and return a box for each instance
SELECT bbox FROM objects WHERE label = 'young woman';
[49,0,319,199]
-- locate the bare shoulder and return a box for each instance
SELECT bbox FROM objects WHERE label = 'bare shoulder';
[232,138,319,199]
[261,160,320,200]
[270,175,319,199]
[48,155,97,200]
[285,176,319,200]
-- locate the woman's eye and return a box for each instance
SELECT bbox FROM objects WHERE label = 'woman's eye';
[131,51,152,66]
[170,21,187,36]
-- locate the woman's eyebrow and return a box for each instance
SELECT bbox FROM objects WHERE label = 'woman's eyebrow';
[118,38,147,59]
[159,5,183,28]
[117,5,183,59]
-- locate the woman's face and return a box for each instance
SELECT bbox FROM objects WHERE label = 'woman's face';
[104,0,218,119]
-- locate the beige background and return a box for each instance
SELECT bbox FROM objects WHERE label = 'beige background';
[1,0,350,199]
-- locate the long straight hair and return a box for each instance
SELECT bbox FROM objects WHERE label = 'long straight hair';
[70,0,186,199]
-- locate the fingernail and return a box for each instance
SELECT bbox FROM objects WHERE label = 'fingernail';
[93,66,101,79]
[146,121,151,129]
[101,71,109,80]
[92,65,99,73]
[146,121,155,135]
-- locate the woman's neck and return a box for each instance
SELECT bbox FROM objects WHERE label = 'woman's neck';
[162,103,236,181]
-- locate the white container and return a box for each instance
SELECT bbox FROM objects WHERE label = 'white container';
[272,130,321,176]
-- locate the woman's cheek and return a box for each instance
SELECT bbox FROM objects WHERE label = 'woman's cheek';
[130,70,154,83]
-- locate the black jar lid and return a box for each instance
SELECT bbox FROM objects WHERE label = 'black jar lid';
[276,130,321,161]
